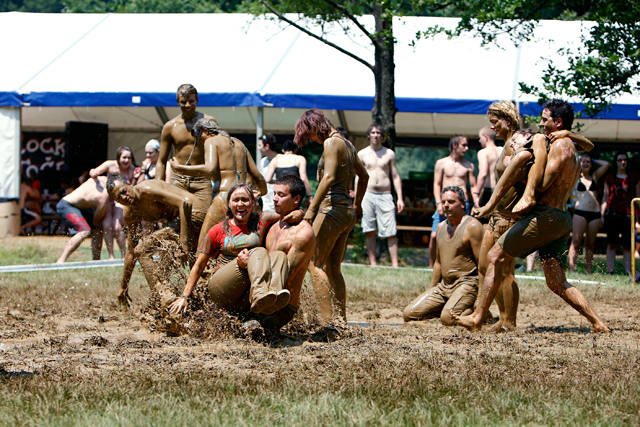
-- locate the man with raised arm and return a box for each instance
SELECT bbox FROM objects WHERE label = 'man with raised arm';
[156,84,217,208]
[403,186,483,325]
[429,135,478,267]
[454,99,609,333]
[356,124,404,267]
[106,175,208,307]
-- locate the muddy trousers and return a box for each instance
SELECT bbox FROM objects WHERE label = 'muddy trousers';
[208,248,290,315]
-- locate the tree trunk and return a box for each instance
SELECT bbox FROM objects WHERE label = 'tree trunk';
[371,2,397,150]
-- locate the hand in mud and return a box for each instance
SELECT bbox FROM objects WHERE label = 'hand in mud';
[177,242,191,267]
[168,297,188,315]
[237,249,250,269]
[283,209,303,224]
[117,289,132,308]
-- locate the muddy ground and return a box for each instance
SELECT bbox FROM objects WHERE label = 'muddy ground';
[1,236,639,392]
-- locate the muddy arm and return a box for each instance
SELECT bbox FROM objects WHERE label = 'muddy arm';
[170,138,218,177]
[156,124,172,180]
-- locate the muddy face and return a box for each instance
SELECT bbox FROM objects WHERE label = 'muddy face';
[228,187,254,225]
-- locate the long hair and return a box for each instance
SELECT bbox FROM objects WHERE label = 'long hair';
[222,183,260,236]
[116,146,137,168]
[487,101,520,132]
[294,109,333,147]
[613,151,629,175]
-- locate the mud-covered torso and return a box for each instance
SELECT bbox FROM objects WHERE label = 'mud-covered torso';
[436,216,478,286]
[317,135,356,207]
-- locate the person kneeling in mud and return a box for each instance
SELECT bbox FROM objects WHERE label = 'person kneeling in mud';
[169,178,314,334]
[403,186,484,325]
[107,175,209,307]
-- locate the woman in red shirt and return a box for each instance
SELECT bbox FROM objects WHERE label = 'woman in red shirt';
[601,152,640,275]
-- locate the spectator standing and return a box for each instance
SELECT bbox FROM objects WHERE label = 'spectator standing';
[257,134,278,211]
[601,152,640,274]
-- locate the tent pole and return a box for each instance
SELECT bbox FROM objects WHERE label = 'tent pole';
[256,106,264,165]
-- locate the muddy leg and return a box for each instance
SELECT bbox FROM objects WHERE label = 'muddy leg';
[541,257,610,332]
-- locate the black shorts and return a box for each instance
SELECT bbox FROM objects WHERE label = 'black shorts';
[604,212,631,247]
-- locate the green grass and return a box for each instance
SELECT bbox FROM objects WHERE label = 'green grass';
[1,237,640,425]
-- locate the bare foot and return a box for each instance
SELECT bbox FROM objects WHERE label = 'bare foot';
[451,311,483,331]
[592,323,611,333]
[512,193,536,215]
[490,320,516,333]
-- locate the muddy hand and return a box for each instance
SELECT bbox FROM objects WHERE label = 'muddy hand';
[117,290,132,308]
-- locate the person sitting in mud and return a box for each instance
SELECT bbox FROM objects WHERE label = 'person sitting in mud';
[403,186,483,325]
[56,176,111,263]
[168,118,267,245]
[106,175,209,307]
[168,183,304,326]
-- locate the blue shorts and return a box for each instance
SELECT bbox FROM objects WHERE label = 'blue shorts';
[432,200,470,231]
[57,199,95,234]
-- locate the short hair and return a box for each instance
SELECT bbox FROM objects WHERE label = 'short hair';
[145,139,160,152]
[282,139,298,153]
[191,118,226,142]
[116,146,136,167]
[487,101,520,132]
[442,186,466,204]
[223,183,260,235]
[106,174,127,197]
[261,133,277,151]
[275,175,306,207]
[543,99,574,131]
[366,123,384,137]
[294,109,333,147]
[449,134,467,152]
[479,126,496,142]
[176,84,198,103]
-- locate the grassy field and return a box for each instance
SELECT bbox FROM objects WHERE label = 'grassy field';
[1,236,639,426]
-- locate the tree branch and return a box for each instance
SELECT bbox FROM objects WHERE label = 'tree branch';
[319,0,380,48]
[259,0,374,72]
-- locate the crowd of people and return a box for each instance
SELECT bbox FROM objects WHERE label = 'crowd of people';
[22,83,640,338]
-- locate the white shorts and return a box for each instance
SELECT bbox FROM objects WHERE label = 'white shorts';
[361,191,397,238]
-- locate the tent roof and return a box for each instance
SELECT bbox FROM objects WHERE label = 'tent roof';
[2,12,640,139]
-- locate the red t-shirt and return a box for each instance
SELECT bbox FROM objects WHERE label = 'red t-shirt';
[605,173,639,215]
[198,216,274,259]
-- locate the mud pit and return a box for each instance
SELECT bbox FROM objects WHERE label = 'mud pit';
[1,237,639,423]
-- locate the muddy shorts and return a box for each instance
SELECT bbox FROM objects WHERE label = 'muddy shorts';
[170,172,213,208]
[498,204,571,263]
[487,211,519,241]
[403,275,478,321]
[361,191,397,238]
[57,199,95,233]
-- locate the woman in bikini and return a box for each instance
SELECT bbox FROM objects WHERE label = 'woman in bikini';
[294,109,369,328]
[90,146,141,258]
[264,139,313,204]
[568,153,609,273]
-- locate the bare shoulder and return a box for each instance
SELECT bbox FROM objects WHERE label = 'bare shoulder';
[293,221,316,245]
[465,216,484,236]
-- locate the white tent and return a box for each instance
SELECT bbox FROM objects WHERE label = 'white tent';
[1,12,639,199]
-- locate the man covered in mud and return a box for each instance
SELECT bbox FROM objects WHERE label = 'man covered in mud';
[403,186,483,325]
[169,175,315,335]
[454,99,609,333]
[56,176,111,263]
[106,175,208,307]
[168,117,267,244]
[156,84,216,208]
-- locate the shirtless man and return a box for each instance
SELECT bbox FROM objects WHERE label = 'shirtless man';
[455,99,610,333]
[56,176,111,263]
[474,127,502,209]
[20,177,41,235]
[356,124,404,267]
[429,135,478,267]
[169,175,315,334]
[403,186,483,325]
[168,118,267,244]
[106,175,208,306]
[156,84,216,208]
